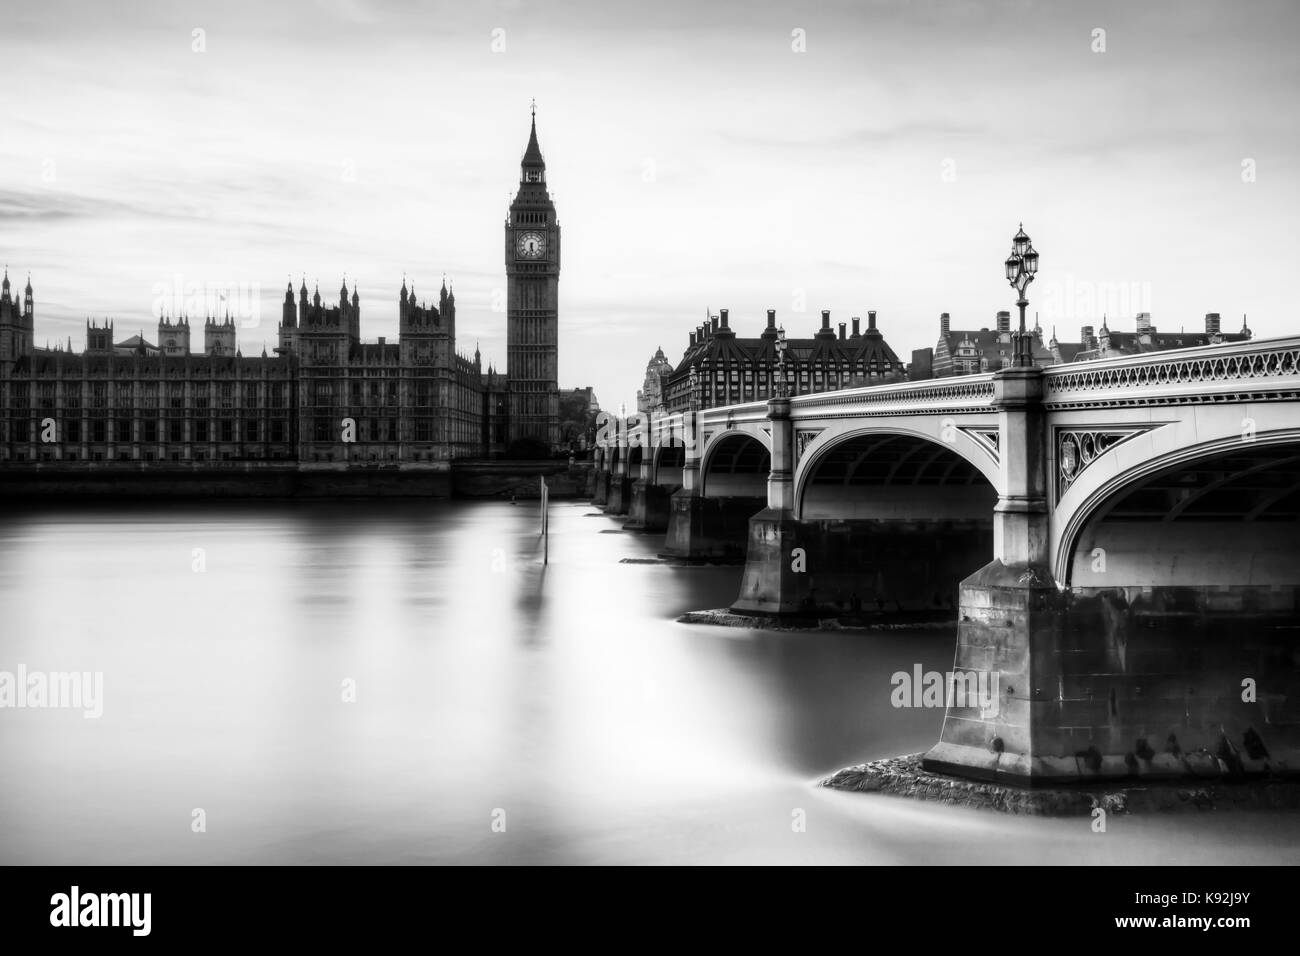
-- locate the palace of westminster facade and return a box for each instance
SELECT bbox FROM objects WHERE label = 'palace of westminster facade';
[0,113,563,467]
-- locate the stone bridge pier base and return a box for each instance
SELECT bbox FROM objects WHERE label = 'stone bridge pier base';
[922,560,1067,781]
[605,474,633,515]
[731,516,991,616]
[625,479,674,532]
[591,466,609,506]
[923,367,1072,783]
[661,491,763,560]
[604,450,632,515]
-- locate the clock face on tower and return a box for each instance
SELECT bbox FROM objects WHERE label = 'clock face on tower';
[516,231,546,259]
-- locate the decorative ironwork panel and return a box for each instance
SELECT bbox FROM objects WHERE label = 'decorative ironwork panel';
[794,428,823,465]
[1056,426,1157,499]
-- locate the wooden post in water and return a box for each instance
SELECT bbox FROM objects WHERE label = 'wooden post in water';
[540,475,549,565]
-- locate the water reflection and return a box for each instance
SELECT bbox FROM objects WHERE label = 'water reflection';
[0,499,1295,865]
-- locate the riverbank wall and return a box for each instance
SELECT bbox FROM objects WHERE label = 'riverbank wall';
[0,460,593,499]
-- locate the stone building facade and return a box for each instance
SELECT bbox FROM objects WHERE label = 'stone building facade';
[0,115,571,468]
[1,272,490,466]
[653,308,905,413]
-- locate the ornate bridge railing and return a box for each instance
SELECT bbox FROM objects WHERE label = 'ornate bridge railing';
[787,373,996,419]
[1043,335,1300,410]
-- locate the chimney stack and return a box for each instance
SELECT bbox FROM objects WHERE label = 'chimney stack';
[710,315,719,333]
[867,310,877,332]
[838,322,846,341]
[940,312,950,336]
[851,317,861,337]
[1080,325,1095,349]
[766,309,776,330]
[719,308,729,330]
[996,311,1011,333]
[689,331,696,346]
[1136,312,1153,333]
[821,309,831,331]
[1205,312,1221,335]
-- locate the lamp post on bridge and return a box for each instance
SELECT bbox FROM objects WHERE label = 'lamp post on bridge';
[774,325,789,398]
[1004,224,1040,368]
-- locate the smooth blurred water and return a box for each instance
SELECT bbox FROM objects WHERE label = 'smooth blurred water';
[0,498,1296,864]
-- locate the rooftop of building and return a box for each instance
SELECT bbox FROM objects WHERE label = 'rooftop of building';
[666,309,904,380]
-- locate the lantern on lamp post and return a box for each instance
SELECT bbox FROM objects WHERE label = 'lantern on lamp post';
[1005,224,1040,368]
[774,325,789,398]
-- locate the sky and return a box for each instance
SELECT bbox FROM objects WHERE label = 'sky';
[1,0,1297,411]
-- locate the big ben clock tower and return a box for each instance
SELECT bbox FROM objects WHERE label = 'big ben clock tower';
[505,104,560,449]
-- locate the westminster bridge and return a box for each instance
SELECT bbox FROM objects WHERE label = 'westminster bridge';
[591,336,1300,784]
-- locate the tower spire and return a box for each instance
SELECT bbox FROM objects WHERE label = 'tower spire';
[521,102,544,174]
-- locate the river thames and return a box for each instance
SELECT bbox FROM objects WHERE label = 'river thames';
[1,499,1296,865]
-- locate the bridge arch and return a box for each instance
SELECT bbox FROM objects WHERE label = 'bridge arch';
[794,426,999,521]
[653,443,685,486]
[1052,402,1300,583]
[625,444,644,477]
[700,431,770,498]
[1059,430,1300,588]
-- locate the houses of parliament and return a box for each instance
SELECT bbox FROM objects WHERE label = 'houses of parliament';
[0,112,564,469]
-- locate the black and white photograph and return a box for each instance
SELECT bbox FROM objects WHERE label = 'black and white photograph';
[0,0,1295,924]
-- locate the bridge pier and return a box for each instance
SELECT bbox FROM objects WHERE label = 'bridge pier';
[625,479,673,532]
[625,450,670,531]
[922,367,1064,782]
[922,560,1068,781]
[603,429,632,514]
[591,464,609,506]
[661,491,763,560]
[927,572,1300,783]
[604,471,633,515]
[732,516,991,615]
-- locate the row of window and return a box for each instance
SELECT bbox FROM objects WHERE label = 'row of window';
[692,366,896,379]
[21,367,294,381]
[8,419,293,443]
[11,450,295,463]
[8,447,490,464]
[7,383,292,405]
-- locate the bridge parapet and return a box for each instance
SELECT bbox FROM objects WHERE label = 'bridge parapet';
[1043,335,1300,408]
[788,373,997,418]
